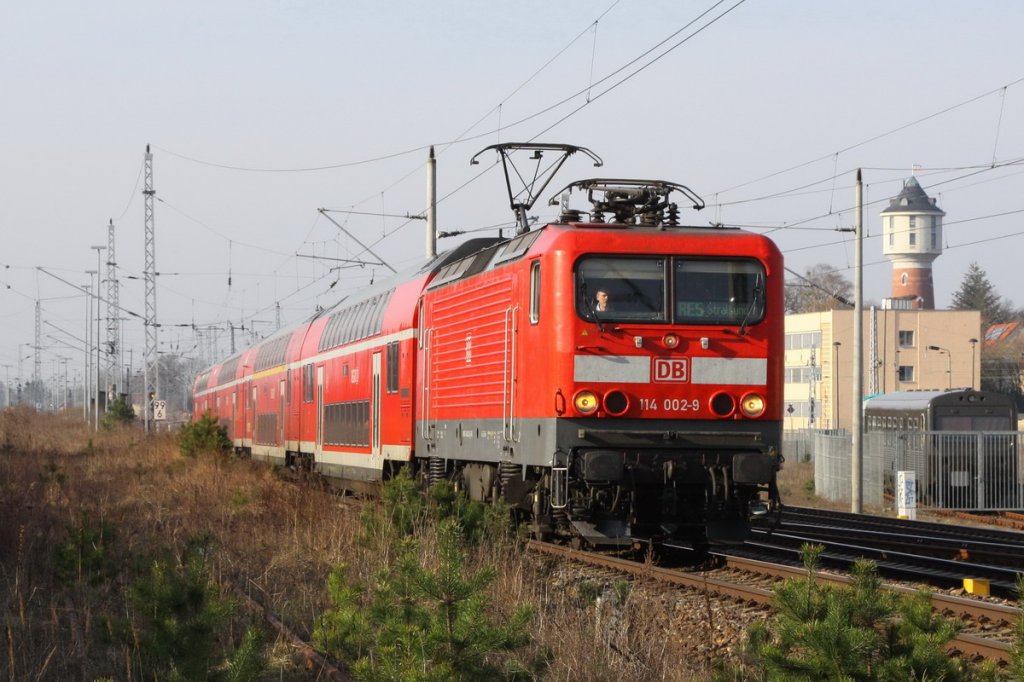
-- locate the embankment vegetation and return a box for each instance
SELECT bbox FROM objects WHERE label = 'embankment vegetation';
[1,408,1021,680]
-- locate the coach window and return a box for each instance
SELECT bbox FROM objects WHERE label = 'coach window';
[386,341,400,394]
[530,260,541,324]
[302,364,314,403]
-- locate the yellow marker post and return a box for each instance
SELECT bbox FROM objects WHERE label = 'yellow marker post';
[963,578,990,596]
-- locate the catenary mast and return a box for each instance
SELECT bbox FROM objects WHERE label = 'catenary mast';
[143,145,158,429]
[106,219,120,397]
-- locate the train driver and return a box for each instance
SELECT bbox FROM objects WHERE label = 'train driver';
[595,288,611,312]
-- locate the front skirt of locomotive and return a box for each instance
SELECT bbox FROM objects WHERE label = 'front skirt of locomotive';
[545,419,781,548]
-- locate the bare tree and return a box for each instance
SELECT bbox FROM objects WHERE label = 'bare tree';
[785,264,853,314]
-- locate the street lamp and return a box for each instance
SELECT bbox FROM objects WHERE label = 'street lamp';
[968,338,978,389]
[833,341,842,431]
[927,345,951,389]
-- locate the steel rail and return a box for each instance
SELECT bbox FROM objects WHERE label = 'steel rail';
[527,540,772,603]
[743,529,1022,595]
[770,506,1024,546]
[722,554,1020,626]
[526,540,1014,664]
[752,522,1024,567]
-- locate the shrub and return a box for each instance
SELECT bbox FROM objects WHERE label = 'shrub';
[101,395,136,430]
[732,543,969,681]
[126,542,265,681]
[364,467,514,546]
[178,411,230,458]
[1012,574,1024,681]
[51,514,117,587]
[315,520,536,681]
[317,472,539,681]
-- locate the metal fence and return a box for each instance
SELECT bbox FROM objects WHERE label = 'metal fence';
[796,428,1024,511]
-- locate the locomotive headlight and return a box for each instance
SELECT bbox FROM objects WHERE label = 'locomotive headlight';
[603,389,630,416]
[710,391,736,417]
[573,390,600,415]
[662,333,679,349]
[740,392,766,418]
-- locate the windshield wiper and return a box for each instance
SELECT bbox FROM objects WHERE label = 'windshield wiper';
[737,274,764,337]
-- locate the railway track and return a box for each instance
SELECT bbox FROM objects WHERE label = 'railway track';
[749,506,1024,597]
[936,509,1024,532]
[526,540,1018,664]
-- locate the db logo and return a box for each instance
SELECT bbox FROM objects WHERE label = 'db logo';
[654,358,689,383]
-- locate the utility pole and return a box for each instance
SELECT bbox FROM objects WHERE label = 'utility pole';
[851,170,864,514]
[807,347,817,428]
[2,364,10,409]
[143,144,158,432]
[91,245,105,428]
[83,278,94,422]
[426,145,437,259]
[34,300,42,401]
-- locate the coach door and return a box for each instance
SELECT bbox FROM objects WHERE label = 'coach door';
[230,392,237,444]
[419,299,433,443]
[315,366,324,452]
[279,379,286,446]
[371,352,381,456]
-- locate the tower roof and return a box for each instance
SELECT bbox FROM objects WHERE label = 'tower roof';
[880,176,945,215]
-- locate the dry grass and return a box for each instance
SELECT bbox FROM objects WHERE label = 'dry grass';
[775,457,819,508]
[1,409,747,681]
[0,409,352,679]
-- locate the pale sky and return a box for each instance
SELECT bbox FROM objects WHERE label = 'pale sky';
[2,0,1023,390]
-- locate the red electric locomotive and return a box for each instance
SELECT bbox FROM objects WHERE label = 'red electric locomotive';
[193,143,784,549]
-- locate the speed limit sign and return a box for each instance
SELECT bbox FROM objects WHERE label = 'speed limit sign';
[153,400,167,421]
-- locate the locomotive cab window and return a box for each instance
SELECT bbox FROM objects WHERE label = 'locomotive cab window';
[576,257,666,321]
[575,256,765,326]
[674,259,764,325]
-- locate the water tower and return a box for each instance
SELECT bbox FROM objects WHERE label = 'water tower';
[880,176,945,309]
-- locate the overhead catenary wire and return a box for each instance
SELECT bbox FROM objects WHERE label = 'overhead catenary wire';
[25,14,1024,370]
[729,158,1024,235]
[129,1,754,351]
[711,74,1024,197]
[152,0,739,177]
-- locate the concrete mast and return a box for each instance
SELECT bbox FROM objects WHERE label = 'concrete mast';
[852,169,864,514]
[426,146,437,260]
